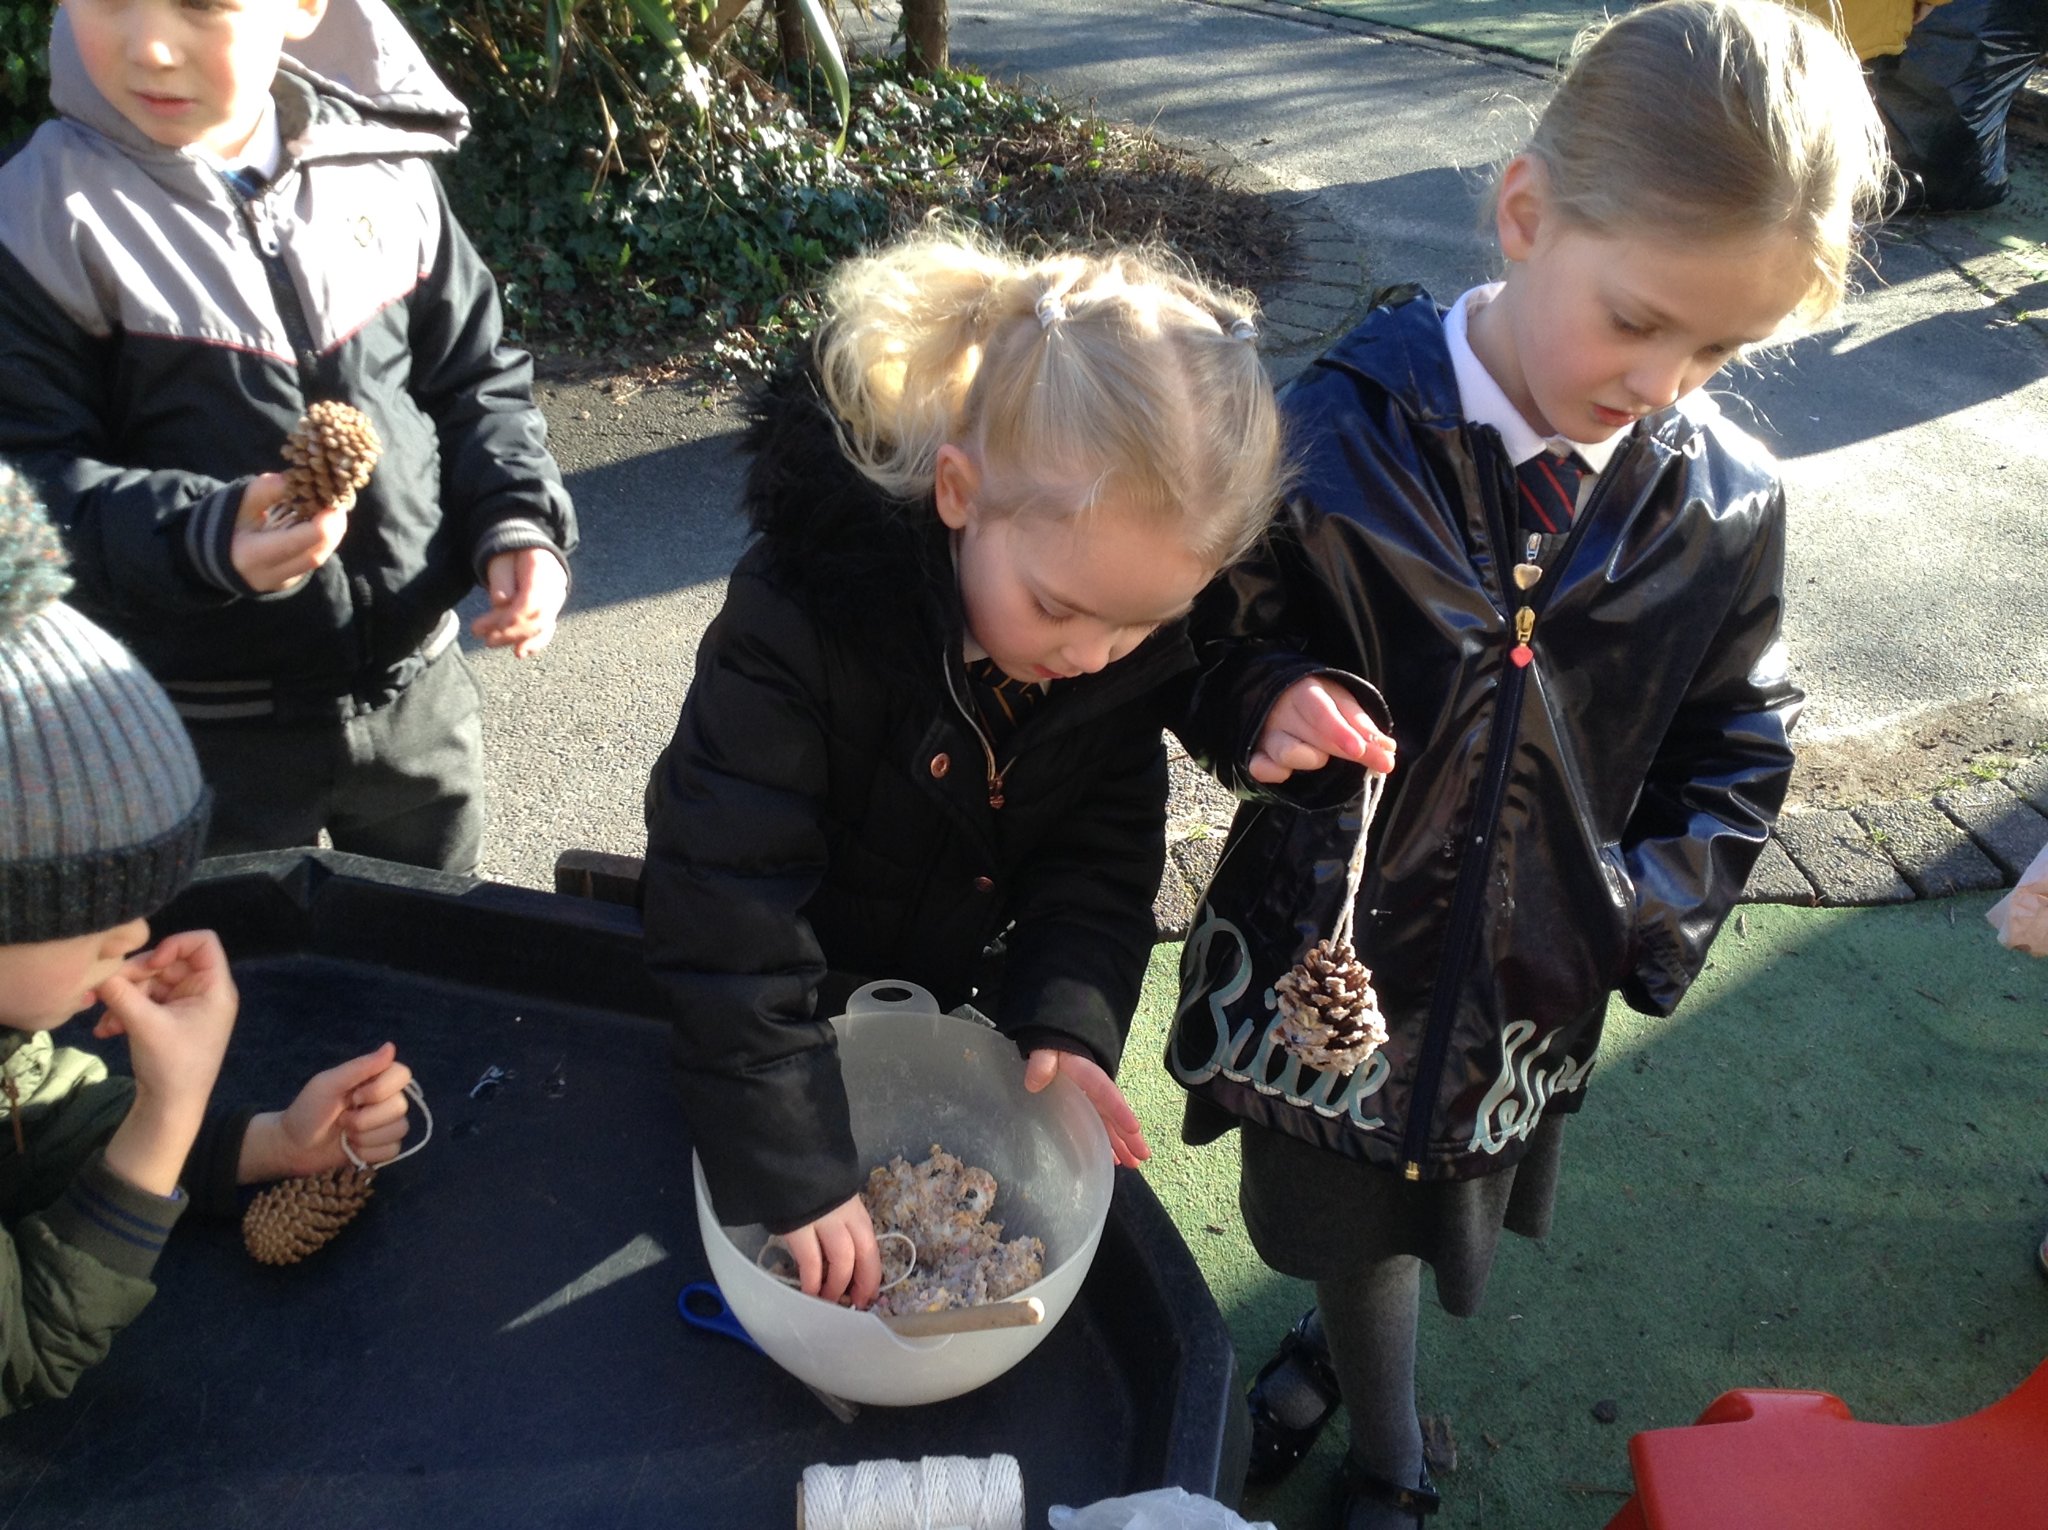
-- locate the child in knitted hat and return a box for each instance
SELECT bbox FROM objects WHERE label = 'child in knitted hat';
[0,462,415,1416]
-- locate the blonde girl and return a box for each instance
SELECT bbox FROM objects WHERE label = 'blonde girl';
[644,232,1390,1308]
[1170,3,1889,1524]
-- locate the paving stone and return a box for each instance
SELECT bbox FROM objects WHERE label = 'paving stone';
[1739,836,1816,906]
[1279,277,1363,310]
[1152,862,1200,941]
[1171,832,1227,900]
[1297,236,1365,265]
[1774,808,1915,905]
[1262,319,1323,349]
[1262,294,1356,333]
[1154,834,1228,941]
[1166,753,1237,836]
[1851,801,2004,898]
[1933,780,2048,881]
[2006,755,2048,816]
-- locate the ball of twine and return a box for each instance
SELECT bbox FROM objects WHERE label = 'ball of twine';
[797,1455,1023,1530]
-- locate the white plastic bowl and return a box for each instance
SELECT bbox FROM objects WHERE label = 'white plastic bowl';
[692,980,1114,1406]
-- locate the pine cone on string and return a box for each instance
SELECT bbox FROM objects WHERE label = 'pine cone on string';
[243,1165,376,1265]
[268,400,382,527]
[1274,935,1388,1075]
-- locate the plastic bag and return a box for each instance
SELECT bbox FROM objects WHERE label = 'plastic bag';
[1047,1488,1277,1530]
[1986,839,2048,956]
[1870,0,2048,211]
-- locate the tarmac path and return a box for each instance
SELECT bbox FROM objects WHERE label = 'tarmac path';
[473,0,2048,894]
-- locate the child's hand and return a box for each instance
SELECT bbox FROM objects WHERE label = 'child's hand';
[231,473,350,593]
[471,548,567,658]
[1025,1048,1151,1169]
[1252,676,1398,783]
[781,1195,883,1309]
[238,1042,415,1184]
[94,931,238,1195]
[94,930,239,1106]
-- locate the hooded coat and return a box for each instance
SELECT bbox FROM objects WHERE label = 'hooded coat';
[643,369,1189,1233]
[1172,288,1799,1183]
[0,1,574,714]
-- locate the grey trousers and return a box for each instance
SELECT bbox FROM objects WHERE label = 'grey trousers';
[184,644,486,876]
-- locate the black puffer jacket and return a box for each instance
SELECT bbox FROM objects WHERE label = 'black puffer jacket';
[644,369,1189,1232]
[1173,288,1799,1182]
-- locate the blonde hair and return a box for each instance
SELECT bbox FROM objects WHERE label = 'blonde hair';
[814,231,1284,569]
[1523,0,1889,322]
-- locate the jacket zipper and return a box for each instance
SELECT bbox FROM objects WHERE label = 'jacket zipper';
[942,657,1014,810]
[228,174,377,669]
[1396,439,1621,1179]
[228,178,320,377]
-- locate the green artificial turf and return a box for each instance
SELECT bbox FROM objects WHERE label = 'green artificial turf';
[1121,892,2048,1529]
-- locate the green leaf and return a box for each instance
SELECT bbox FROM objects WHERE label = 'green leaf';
[791,0,851,154]
[623,0,689,61]
[542,0,564,98]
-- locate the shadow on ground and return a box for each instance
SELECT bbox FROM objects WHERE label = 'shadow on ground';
[1123,892,2048,1529]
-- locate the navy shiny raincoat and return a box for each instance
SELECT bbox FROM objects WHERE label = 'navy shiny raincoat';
[1172,287,1800,1182]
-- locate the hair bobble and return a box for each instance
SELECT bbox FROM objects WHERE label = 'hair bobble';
[1035,290,1069,330]
[1229,317,1258,342]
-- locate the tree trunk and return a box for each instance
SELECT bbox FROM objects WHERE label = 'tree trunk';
[774,0,811,68]
[902,0,949,76]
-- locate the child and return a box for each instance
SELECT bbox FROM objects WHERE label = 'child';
[1169,2,1889,1523]
[642,233,1375,1311]
[0,0,576,876]
[1,467,415,1415]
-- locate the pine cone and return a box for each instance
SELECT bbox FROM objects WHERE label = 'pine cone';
[1274,936,1388,1075]
[271,401,382,527]
[243,1165,376,1265]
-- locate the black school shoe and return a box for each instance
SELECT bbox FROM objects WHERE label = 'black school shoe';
[1334,1453,1440,1530]
[1245,1307,1343,1485]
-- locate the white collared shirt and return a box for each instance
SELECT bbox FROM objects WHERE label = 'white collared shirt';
[1443,285,1625,511]
[188,94,283,180]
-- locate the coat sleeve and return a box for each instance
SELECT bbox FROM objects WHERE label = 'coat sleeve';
[1617,481,1800,1016]
[0,1067,186,1417]
[0,244,255,610]
[995,723,1169,1073]
[641,569,858,1234]
[404,171,577,582]
[1176,509,1388,811]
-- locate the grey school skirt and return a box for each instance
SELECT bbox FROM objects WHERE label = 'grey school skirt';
[1237,1111,1567,1320]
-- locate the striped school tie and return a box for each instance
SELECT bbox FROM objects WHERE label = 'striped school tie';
[964,657,1047,750]
[1515,448,1586,535]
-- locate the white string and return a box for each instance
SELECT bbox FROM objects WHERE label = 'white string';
[799,1455,1023,1530]
[341,1079,432,1172]
[758,1230,919,1295]
[1330,769,1388,951]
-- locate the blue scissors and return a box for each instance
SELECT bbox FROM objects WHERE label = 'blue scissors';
[676,1281,764,1354]
[675,1281,859,1421]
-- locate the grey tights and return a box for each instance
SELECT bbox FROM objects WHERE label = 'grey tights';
[1316,1255,1425,1529]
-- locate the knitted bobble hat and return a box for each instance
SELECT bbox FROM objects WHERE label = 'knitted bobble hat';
[0,462,210,943]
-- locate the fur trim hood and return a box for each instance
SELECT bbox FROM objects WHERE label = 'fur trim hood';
[738,362,959,659]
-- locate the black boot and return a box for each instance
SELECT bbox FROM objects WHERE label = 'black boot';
[1244,1307,1343,1486]
[1333,1453,1440,1530]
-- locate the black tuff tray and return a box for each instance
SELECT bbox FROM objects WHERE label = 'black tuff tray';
[0,852,1246,1528]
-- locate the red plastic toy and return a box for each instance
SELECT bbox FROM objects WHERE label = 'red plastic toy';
[1603,1357,2048,1530]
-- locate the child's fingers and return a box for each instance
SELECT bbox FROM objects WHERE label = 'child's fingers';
[342,1116,411,1159]
[1022,1049,1061,1093]
[92,971,155,1036]
[344,1091,411,1137]
[814,1220,857,1307]
[784,1229,824,1299]
[848,1225,883,1311]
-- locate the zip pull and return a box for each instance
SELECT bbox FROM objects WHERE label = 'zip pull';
[1512,532,1543,592]
[987,768,1007,811]
[1509,606,1535,669]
